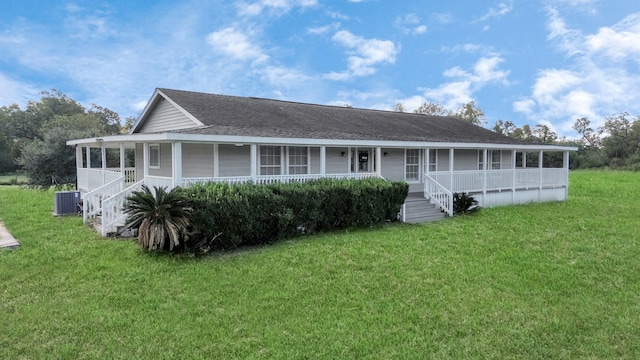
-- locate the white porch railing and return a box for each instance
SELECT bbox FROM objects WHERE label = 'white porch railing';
[99,180,146,236]
[429,168,568,193]
[77,168,136,192]
[181,172,380,187]
[106,168,137,184]
[424,174,453,216]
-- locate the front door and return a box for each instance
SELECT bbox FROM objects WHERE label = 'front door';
[351,148,371,173]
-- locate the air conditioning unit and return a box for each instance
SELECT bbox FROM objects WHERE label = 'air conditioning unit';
[54,191,81,216]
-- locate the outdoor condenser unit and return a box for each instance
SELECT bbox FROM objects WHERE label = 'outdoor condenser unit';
[54,191,81,216]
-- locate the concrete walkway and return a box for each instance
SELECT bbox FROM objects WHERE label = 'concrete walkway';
[0,222,19,249]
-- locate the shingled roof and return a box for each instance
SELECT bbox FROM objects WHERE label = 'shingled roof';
[157,88,526,145]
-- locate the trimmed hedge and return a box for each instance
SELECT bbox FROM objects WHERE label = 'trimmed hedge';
[183,178,408,250]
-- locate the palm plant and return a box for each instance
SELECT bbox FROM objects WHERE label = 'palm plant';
[124,185,192,252]
[452,192,480,215]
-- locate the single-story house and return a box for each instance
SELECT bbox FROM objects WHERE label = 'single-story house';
[67,88,576,236]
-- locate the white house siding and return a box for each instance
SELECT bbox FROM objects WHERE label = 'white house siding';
[148,143,173,177]
[380,148,404,181]
[326,147,349,174]
[182,143,215,177]
[218,144,251,176]
[309,147,320,174]
[138,98,198,133]
[454,149,478,170]
[436,149,450,171]
[135,143,143,182]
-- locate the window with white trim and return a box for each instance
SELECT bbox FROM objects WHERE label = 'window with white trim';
[478,150,484,170]
[491,150,502,169]
[428,149,437,172]
[288,146,308,175]
[149,144,160,169]
[405,149,420,181]
[260,146,282,175]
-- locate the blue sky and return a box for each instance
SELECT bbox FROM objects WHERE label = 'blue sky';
[1,0,639,137]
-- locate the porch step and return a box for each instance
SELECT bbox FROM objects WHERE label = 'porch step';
[404,194,446,223]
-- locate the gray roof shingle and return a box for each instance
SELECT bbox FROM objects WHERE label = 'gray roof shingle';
[157,88,526,145]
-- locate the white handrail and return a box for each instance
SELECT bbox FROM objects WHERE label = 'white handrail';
[99,180,146,236]
[82,176,125,224]
[424,174,453,216]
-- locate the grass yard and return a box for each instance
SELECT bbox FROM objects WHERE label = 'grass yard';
[0,173,28,186]
[1,170,640,358]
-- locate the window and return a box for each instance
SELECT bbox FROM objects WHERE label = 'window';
[149,144,160,169]
[428,149,437,172]
[515,152,524,168]
[288,147,308,175]
[405,149,420,181]
[478,150,484,170]
[491,150,502,169]
[260,146,281,175]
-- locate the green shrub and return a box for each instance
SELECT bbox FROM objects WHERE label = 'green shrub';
[124,185,192,252]
[453,192,480,215]
[184,178,408,250]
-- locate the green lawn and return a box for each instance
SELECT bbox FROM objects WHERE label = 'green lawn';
[1,171,640,359]
[0,173,28,185]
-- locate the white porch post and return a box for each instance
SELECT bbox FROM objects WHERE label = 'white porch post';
[75,146,83,170]
[100,143,106,184]
[213,144,219,178]
[172,142,182,188]
[425,148,430,176]
[348,147,352,173]
[375,147,382,176]
[538,150,544,201]
[523,151,527,168]
[563,150,570,199]
[250,144,257,180]
[482,149,488,196]
[320,146,326,175]
[86,146,91,169]
[143,143,149,179]
[449,148,454,191]
[119,143,125,174]
[511,149,516,202]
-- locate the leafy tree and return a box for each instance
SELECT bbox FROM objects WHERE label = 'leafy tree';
[124,185,193,252]
[452,101,485,125]
[393,102,406,112]
[413,101,450,116]
[18,112,114,186]
[492,119,516,137]
[532,124,558,144]
[0,129,15,173]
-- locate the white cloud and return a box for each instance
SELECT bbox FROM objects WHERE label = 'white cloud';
[394,14,428,35]
[235,0,318,17]
[433,13,453,24]
[325,30,398,81]
[515,9,640,134]
[206,27,269,63]
[0,73,39,108]
[477,1,513,22]
[307,22,340,35]
[419,56,509,109]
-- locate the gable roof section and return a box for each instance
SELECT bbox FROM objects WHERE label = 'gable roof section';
[132,89,204,133]
[154,88,527,145]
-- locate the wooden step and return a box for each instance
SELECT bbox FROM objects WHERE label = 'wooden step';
[403,194,445,223]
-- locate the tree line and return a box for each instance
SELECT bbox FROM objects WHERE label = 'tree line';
[0,90,135,186]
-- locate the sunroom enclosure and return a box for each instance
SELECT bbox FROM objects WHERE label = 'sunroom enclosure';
[71,139,570,236]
